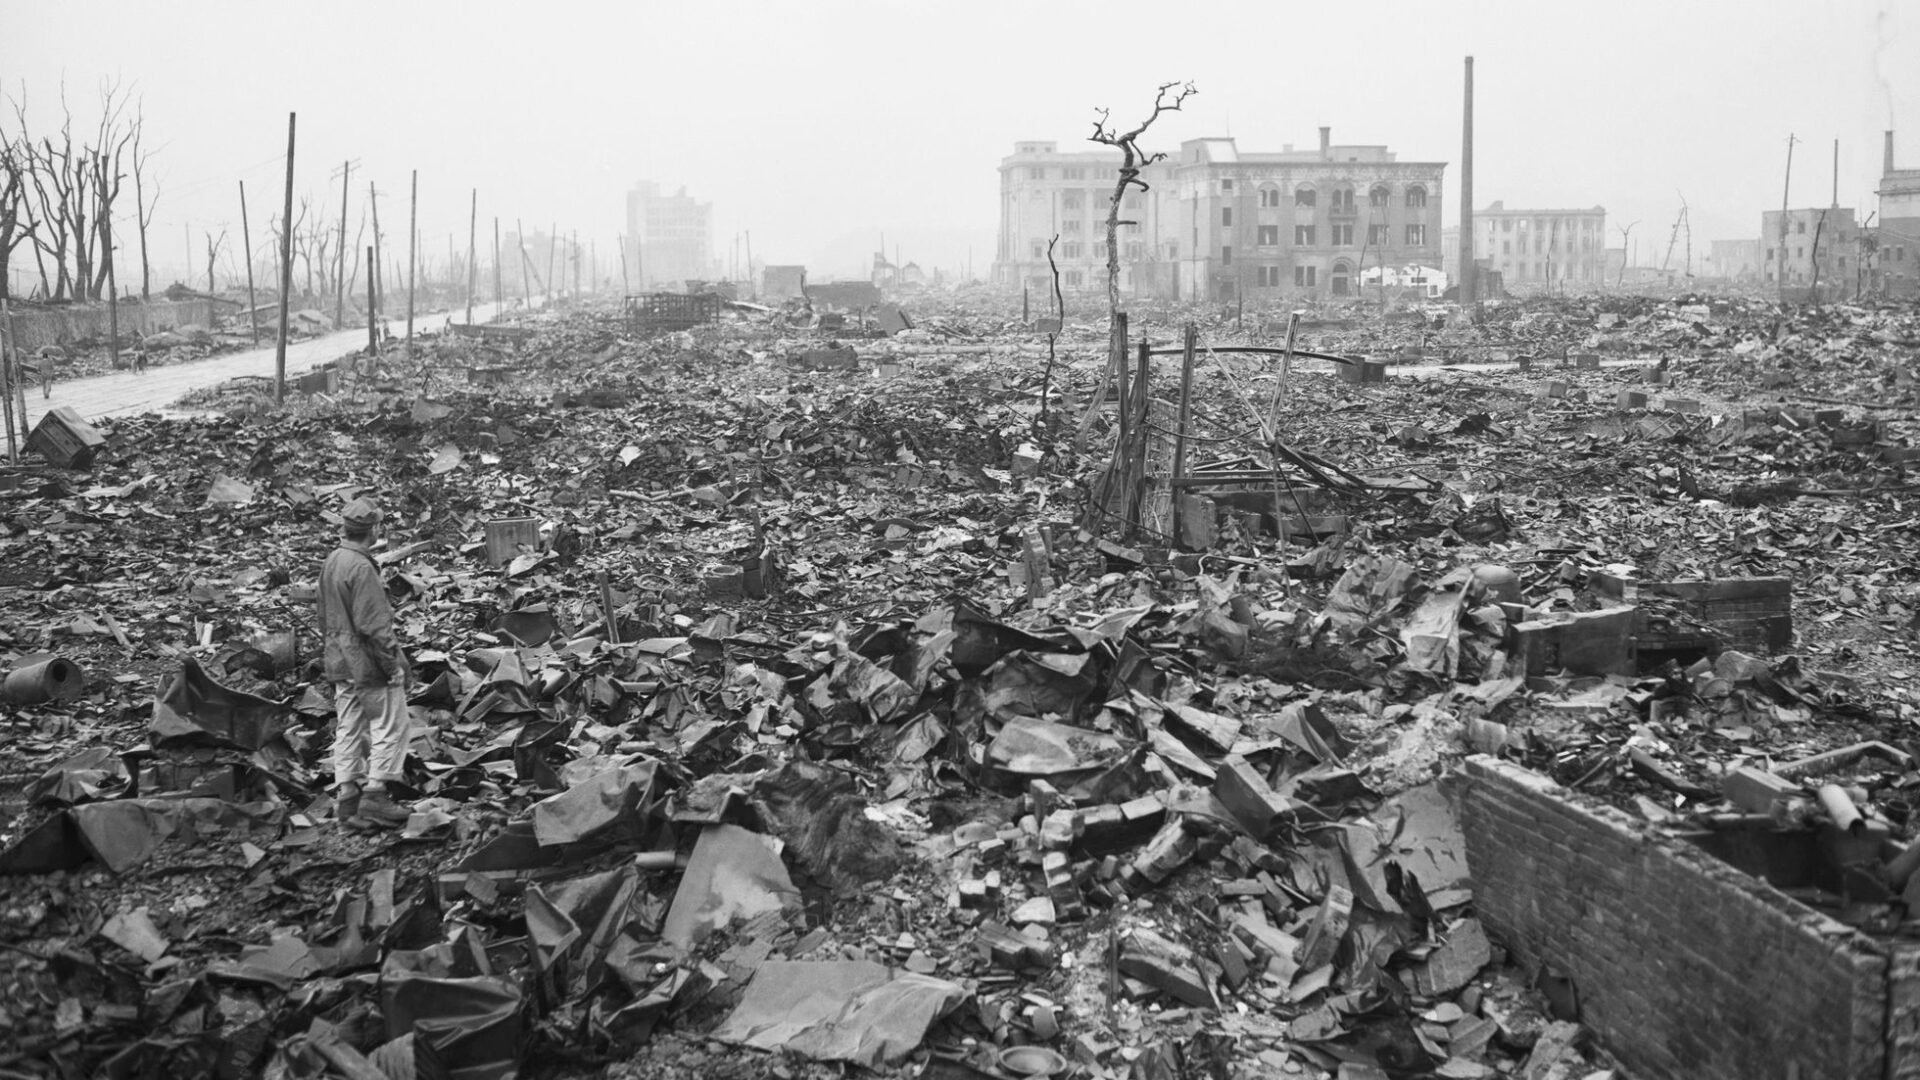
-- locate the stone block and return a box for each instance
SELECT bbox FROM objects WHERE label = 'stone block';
[1721,766,1801,814]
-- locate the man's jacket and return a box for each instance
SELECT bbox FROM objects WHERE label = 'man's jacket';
[318,541,404,687]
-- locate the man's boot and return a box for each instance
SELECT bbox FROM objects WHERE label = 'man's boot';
[335,784,361,826]
[349,787,412,831]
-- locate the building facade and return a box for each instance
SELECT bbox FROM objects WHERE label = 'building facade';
[1707,239,1764,282]
[994,128,1445,302]
[625,181,713,291]
[1472,202,1606,291]
[1877,131,1920,298]
[1760,207,1857,293]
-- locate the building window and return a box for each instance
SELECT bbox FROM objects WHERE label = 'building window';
[1502,219,1512,232]
[1167,242,1179,259]
[1369,185,1390,207]
[1368,224,1391,246]
[1295,225,1316,245]
[1797,221,1806,234]
[1126,241,1144,260]
[1222,207,1233,227]
[1259,265,1282,287]
[1406,225,1426,246]
[1330,224,1353,246]
[1221,179,1234,192]
[1258,225,1279,246]
[1503,240,1512,254]
[1028,167,1046,180]
[1094,241,1107,259]
[1063,191,1083,209]
[1063,220,1081,233]
[1406,185,1428,208]
[1796,247,1803,259]
[1123,194,1141,210]
[1294,265,1316,286]
[1331,188,1355,212]
[1899,247,1907,262]
[1063,242,1083,259]
[1064,270,1083,286]
[1063,167,1086,180]
[1221,245,1232,264]
[1259,186,1282,208]
[1295,187,1316,208]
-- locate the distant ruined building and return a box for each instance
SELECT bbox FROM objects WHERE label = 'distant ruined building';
[994,128,1446,303]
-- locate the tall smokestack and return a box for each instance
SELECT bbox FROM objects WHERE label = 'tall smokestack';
[1319,126,1331,159]
[1459,56,1475,303]
[1888,130,1897,178]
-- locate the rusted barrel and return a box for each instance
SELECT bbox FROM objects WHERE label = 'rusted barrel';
[1,656,85,704]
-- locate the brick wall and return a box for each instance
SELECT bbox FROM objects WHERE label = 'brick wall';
[1459,755,1896,1080]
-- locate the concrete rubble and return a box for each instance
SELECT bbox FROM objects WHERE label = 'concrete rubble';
[2,288,1920,1078]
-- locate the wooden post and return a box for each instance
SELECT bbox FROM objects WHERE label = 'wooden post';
[492,218,502,312]
[545,220,556,303]
[273,112,296,406]
[334,160,351,332]
[239,180,259,343]
[1,297,16,462]
[366,246,376,353]
[1124,341,1152,540]
[405,169,417,349]
[466,189,477,325]
[1169,324,1200,544]
[1267,310,1298,431]
[516,218,531,307]
[571,229,579,298]
[619,234,630,295]
[369,181,382,319]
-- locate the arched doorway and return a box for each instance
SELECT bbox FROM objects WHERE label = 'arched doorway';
[1332,260,1352,297]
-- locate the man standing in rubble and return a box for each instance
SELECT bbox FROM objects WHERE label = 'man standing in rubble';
[319,497,414,831]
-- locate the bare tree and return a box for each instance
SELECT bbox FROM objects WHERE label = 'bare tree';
[0,128,27,300]
[7,80,141,303]
[1089,81,1195,317]
[203,229,226,294]
[132,107,156,300]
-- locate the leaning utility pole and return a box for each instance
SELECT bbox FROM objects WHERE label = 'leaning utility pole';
[239,181,259,343]
[274,112,296,406]
[492,217,502,310]
[1778,133,1798,301]
[1458,56,1476,303]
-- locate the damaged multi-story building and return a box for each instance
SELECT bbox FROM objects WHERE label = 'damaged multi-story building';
[1761,206,1858,294]
[624,181,714,292]
[993,128,1446,303]
[1877,130,1920,299]
[1471,202,1607,292]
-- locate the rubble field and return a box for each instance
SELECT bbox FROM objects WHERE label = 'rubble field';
[5,290,1920,1080]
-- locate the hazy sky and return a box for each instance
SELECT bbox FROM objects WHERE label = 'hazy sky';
[5,0,1916,286]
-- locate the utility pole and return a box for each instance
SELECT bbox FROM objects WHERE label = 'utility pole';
[369,182,383,321]
[332,159,353,332]
[546,221,556,303]
[492,217,501,311]
[745,230,753,296]
[239,180,258,343]
[1778,133,1798,301]
[517,218,532,307]
[366,247,376,353]
[1458,56,1476,303]
[467,189,477,325]
[273,112,296,406]
[1615,221,1638,289]
[572,229,580,297]
[406,169,417,349]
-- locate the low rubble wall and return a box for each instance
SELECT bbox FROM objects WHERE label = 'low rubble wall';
[1459,755,1914,1080]
[5,299,216,349]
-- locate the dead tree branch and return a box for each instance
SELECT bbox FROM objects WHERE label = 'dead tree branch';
[1089,81,1195,318]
